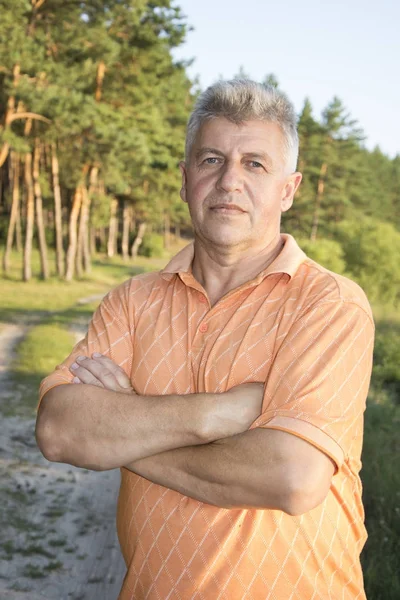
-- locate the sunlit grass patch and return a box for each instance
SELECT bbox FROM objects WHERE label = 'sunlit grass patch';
[13,324,74,378]
[0,248,168,322]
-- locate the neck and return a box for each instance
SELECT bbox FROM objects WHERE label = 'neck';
[192,234,284,306]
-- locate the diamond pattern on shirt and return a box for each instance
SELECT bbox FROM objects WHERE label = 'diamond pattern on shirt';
[39,237,373,600]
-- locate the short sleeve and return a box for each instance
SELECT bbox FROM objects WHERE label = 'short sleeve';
[38,281,134,406]
[250,300,374,470]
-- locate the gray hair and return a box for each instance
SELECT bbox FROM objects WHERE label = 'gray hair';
[185,79,299,172]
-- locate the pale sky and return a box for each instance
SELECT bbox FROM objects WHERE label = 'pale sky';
[173,0,400,158]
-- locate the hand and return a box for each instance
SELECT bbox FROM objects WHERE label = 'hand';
[69,353,134,394]
[205,382,264,441]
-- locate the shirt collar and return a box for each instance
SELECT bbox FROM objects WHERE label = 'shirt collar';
[161,234,307,281]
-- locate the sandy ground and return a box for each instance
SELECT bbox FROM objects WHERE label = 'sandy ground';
[0,321,126,600]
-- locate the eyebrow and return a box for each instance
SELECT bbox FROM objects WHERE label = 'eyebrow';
[195,147,225,160]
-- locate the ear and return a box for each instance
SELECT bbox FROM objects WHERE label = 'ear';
[179,161,188,203]
[281,172,302,213]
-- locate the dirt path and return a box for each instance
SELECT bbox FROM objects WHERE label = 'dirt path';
[0,321,126,600]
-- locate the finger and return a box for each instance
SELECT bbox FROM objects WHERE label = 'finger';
[74,355,123,391]
[91,353,132,389]
[70,362,104,387]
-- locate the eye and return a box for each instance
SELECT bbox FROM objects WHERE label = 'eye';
[204,157,220,164]
[249,161,263,169]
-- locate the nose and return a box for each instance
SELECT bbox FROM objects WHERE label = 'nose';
[216,161,243,193]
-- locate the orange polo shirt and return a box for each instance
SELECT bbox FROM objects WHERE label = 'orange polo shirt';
[40,234,374,600]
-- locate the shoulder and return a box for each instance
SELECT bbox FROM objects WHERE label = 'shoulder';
[290,258,373,324]
[99,270,169,316]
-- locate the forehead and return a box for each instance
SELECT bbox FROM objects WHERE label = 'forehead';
[193,117,285,158]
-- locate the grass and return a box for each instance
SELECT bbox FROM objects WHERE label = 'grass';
[361,401,400,599]
[13,323,75,382]
[0,250,154,323]
[22,563,47,579]
[48,538,67,548]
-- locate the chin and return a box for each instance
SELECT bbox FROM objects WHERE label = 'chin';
[203,230,250,248]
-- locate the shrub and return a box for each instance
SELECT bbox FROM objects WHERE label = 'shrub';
[298,238,346,274]
[139,233,164,258]
[336,217,400,306]
[372,324,400,404]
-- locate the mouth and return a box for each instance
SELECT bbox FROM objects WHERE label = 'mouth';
[209,204,246,213]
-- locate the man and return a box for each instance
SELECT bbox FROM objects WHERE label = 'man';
[36,79,374,599]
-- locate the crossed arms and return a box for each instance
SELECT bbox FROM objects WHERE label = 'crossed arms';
[36,354,335,515]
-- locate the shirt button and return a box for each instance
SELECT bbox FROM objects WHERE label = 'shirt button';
[199,323,208,333]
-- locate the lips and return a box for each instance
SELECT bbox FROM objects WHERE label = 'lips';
[210,204,246,213]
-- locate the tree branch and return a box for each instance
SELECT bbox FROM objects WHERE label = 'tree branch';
[32,0,47,10]
[8,112,51,124]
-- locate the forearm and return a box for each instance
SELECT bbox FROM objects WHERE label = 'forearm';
[126,429,299,512]
[126,427,335,514]
[36,375,264,472]
[36,383,219,470]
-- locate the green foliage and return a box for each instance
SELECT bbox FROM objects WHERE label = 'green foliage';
[139,233,165,258]
[0,0,195,265]
[297,238,346,273]
[336,217,400,305]
[372,321,400,404]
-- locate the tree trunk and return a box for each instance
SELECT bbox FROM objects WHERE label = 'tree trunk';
[76,172,96,277]
[2,152,20,273]
[84,166,98,273]
[310,162,328,242]
[0,64,50,167]
[65,185,83,281]
[107,197,118,258]
[131,222,147,259]
[89,227,96,255]
[15,207,22,252]
[0,64,20,168]
[95,61,106,102]
[121,201,131,261]
[51,143,64,276]
[76,183,87,278]
[33,140,49,279]
[23,151,35,281]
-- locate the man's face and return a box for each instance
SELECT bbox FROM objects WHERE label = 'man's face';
[180,118,302,252]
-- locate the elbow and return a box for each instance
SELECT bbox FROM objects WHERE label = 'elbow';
[35,389,77,465]
[282,488,327,516]
[35,392,107,471]
[280,470,332,517]
[35,401,65,463]
[36,422,62,464]
[36,413,104,471]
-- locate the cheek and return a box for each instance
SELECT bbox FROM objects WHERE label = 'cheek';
[188,177,213,204]
[253,185,284,215]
